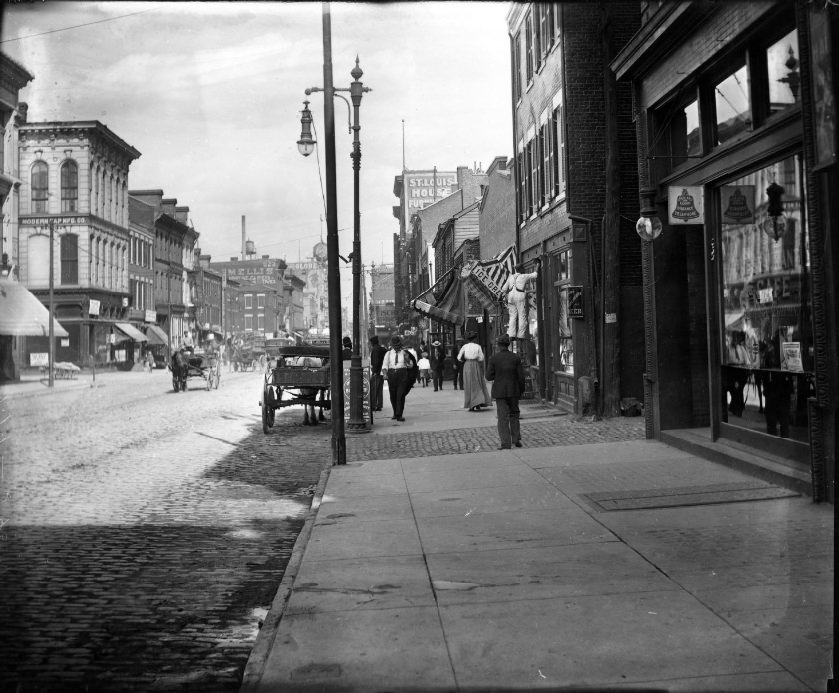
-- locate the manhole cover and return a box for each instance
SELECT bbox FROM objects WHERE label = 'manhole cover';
[581,481,798,511]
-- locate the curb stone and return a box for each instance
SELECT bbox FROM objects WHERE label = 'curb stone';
[239,463,333,691]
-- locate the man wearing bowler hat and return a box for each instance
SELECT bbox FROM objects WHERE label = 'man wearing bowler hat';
[486,334,526,449]
[381,335,415,422]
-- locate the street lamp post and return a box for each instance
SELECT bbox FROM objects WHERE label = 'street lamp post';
[347,57,369,433]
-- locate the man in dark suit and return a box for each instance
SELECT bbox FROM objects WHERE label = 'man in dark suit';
[429,340,445,391]
[486,334,526,450]
[369,336,387,411]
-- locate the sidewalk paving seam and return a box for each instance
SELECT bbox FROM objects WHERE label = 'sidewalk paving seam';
[400,456,462,692]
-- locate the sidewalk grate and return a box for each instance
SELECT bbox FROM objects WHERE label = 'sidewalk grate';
[581,481,799,511]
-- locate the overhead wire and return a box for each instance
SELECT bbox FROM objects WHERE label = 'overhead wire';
[0,7,159,44]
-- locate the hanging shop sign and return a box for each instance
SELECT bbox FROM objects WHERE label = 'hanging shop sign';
[89,299,101,316]
[567,286,584,318]
[668,186,704,225]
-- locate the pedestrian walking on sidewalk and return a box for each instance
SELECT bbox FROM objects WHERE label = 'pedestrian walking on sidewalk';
[430,340,445,391]
[457,331,491,412]
[382,335,414,421]
[417,352,431,387]
[369,335,387,411]
[486,334,525,449]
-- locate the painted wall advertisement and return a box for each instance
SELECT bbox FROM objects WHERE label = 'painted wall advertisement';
[402,171,457,229]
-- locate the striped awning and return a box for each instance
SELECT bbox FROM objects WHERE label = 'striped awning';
[461,245,518,312]
[410,267,465,326]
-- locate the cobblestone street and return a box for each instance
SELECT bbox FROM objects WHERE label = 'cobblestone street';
[0,370,332,692]
[0,370,644,691]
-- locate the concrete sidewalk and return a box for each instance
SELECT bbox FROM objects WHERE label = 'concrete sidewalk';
[241,387,833,692]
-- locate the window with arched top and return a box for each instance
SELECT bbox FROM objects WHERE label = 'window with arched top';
[31,161,48,213]
[61,160,78,212]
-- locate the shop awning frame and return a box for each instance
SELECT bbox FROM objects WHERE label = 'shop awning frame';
[114,322,148,342]
[410,266,466,326]
[0,278,69,337]
[144,324,169,346]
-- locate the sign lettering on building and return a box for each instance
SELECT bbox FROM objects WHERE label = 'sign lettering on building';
[402,171,457,228]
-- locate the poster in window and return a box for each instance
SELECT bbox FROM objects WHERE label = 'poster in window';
[721,186,755,225]
[781,342,803,372]
[567,286,584,318]
[810,5,836,168]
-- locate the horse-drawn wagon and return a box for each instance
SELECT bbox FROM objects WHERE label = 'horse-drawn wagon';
[230,333,266,371]
[260,344,331,433]
[170,348,221,392]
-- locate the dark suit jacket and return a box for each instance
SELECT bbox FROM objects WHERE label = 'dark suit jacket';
[370,344,387,374]
[486,349,525,399]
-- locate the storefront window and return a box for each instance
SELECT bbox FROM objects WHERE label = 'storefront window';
[715,65,751,145]
[554,248,573,375]
[767,30,800,115]
[718,154,812,442]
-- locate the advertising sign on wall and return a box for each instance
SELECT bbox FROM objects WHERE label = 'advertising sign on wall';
[401,171,457,229]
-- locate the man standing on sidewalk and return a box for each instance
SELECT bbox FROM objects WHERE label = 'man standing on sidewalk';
[369,335,387,411]
[382,335,413,422]
[430,340,445,391]
[486,334,525,449]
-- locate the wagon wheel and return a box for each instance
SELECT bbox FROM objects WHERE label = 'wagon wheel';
[262,385,276,434]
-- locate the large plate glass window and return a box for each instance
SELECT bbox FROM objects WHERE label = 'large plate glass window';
[718,154,812,443]
[715,64,751,145]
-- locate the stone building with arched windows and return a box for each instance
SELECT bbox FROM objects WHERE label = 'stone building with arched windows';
[15,118,141,369]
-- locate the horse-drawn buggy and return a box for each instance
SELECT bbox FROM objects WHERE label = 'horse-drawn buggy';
[260,344,331,433]
[230,332,266,371]
[170,348,222,392]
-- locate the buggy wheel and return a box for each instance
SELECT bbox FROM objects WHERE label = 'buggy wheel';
[262,386,276,433]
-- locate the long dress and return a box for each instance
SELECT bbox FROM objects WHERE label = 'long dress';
[457,341,491,410]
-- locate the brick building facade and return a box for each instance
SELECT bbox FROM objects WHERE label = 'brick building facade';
[508,2,643,414]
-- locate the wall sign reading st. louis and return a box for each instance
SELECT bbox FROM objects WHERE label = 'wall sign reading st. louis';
[668,185,704,225]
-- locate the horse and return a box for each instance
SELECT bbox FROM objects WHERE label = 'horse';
[295,355,328,426]
[170,349,189,392]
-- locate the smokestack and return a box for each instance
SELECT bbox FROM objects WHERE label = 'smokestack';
[241,216,246,261]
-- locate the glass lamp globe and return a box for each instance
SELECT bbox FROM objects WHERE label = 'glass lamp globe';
[636,215,663,242]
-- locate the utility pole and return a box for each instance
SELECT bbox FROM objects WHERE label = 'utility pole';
[321,2,346,464]
[48,218,55,388]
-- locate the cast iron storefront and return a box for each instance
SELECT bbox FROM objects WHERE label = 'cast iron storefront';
[613,2,837,500]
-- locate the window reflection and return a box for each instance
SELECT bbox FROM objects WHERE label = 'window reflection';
[768,30,800,114]
[715,65,751,145]
[718,155,812,441]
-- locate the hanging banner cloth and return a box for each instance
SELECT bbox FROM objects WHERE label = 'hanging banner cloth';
[0,278,69,337]
[461,245,518,311]
[410,266,465,326]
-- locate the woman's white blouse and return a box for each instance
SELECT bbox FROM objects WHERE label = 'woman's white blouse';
[457,342,484,362]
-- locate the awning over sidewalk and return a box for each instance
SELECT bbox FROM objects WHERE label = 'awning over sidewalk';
[144,324,169,346]
[410,267,465,326]
[461,245,518,311]
[0,278,69,337]
[114,323,148,342]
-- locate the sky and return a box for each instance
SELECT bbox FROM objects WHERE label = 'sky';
[1,1,514,307]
